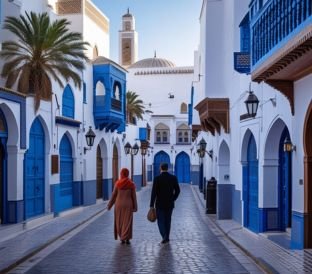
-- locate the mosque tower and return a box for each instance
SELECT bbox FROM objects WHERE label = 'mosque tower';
[119,8,138,68]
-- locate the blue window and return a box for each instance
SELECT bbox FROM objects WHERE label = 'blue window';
[139,128,147,141]
[83,82,87,104]
[62,85,75,119]
[239,13,250,52]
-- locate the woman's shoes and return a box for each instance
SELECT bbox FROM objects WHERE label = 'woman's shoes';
[121,240,125,244]
[126,240,131,245]
[121,240,130,245]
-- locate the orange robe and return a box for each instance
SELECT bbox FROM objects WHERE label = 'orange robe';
[108,186,137,241]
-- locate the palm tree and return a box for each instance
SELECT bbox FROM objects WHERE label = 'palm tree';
[126,91,145,124]
[0,12,89,111]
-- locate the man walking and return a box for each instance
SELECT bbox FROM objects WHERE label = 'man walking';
[150,163,180,244]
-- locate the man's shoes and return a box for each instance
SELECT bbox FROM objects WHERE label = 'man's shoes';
[161,239,170,244]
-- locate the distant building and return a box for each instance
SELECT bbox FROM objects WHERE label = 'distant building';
[119,9,138,68]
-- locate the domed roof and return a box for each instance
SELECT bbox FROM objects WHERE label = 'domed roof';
[129,57,176,69]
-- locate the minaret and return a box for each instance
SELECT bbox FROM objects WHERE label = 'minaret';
[119,8,138,68]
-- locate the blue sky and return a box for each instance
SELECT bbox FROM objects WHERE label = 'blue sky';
[92,0,202,66]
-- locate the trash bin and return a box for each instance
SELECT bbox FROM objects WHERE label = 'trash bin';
[206,177,217,214]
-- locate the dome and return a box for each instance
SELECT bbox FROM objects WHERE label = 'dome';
[129,57,176,69]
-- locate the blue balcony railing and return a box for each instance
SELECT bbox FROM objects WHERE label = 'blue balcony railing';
[251,0,312,67]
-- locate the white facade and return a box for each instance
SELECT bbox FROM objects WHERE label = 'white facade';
[194,0,312,249]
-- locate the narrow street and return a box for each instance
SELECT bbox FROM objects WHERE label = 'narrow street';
[10,185,263,274]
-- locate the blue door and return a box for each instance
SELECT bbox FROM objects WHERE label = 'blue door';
[246,135,259,232]
[175,152,190,183]
[60,135,73,211]
[153,151,170,178]
[25,118,45,219]
[279,128,292,230]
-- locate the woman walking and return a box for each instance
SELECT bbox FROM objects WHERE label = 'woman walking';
[107,168,138,244]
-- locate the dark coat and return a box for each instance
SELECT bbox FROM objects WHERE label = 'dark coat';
[150,171,180,209]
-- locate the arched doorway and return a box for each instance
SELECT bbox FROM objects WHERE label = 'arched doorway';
[0,111,7,224]
[303,102,312,248]
[279,128,292,230]
[243,134,259,232]
[60,135,73,211]
[112,144,118,190]
[25,118,45,219]
[175,152,190,183]
[96,145,103,199]
[153,151,170,178]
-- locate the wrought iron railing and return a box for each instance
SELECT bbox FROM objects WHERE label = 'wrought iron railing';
[251,0,312,67]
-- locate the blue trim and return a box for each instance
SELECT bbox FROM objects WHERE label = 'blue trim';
[188,86,194,125]
[139,128,147,141]
[0,89,26,149]
[217,184,233,220]
[103,178,112,200]
[55,116,81,128]
[62,85,75,119]
[291,211,304,249]
[72,181,82,206]
[82,180,96,206]
[175,152,191,183]
[7,200,24,223]
[147,167,152,182]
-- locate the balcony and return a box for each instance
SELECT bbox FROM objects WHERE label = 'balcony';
[250,0,312,114]
[93,95,124,131]
[195,98,229,136]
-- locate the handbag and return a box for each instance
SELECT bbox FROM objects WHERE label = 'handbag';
[147,207,157,222]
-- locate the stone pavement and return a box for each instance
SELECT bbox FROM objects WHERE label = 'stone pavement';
[2,184,264,274]
[193,186,312,274]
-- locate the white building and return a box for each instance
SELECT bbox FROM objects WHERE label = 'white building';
[126,55,197,185]
[0,0,142,226]
[193,0,312,249]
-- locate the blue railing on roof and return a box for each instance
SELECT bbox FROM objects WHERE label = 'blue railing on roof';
[251,0,312,67]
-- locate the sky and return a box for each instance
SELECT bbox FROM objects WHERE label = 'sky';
[92,0,202,67]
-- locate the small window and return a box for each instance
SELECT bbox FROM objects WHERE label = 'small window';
[96,81,105,96]
[156,131,161,142]
[114,84,120,100]
[62,85,75,119]
[180,103,187,113]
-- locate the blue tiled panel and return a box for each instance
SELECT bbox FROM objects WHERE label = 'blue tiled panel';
[291,211,304,249]
[82,180,96,206]
[147,168,152,182]
[217,184,233,220]
[133,175,142,191]
[7,200,24,223]
[232,189,242,224]
[191,165,200,185]
[51,183,76,214]
[103,178,113,200]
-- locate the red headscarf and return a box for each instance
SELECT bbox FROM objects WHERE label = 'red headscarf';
[115,168,136,190]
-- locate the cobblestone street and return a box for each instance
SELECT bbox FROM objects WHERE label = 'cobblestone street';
[7,185,263,274]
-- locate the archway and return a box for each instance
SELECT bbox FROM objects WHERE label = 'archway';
[60,134,73,211]
[175,152,190,183]
[263,118,292,232]
[153,151,170,178]
[112,144,119,190]
[303,101,312,248]
[96,145,103,199]
[242,133,259,232]
[0,110,7,224]
[25,118,45,219]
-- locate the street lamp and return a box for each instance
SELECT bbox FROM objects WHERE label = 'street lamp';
[124,142,139,180]
[84,126,96,154]
[197,138,213,159]
[284,137,296,152]
[244,84,259,118]
[140,141,149,187]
